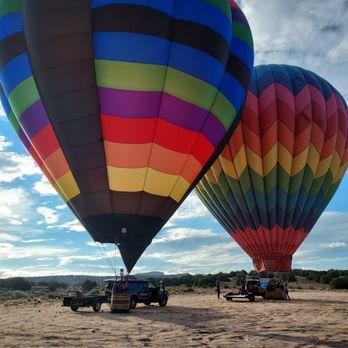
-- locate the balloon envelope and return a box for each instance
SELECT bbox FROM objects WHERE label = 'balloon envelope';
[196,65,348,272]
[0,0,253,271]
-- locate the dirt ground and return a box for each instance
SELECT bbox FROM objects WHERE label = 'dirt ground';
[0,291,347,347]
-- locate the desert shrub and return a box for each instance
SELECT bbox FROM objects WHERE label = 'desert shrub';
[89,286,103,295]
[37,281,49,286]
[47,282,59,292]
[330,277,348,289]
[0,278,31,291]
[46,281,67,292]
[82,280,98,292]
[235,273,246,286]
[280,272,297,282]
[248,270,258,277]
[320,275,331,284]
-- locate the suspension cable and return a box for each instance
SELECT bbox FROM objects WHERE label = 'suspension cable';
[93,241,116,277]
[153,206,206,271]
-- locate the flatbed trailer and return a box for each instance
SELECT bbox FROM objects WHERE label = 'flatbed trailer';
[224,292,256,302]
[62,295,110,312]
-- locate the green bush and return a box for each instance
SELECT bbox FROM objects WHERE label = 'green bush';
[0,277,31,291]
[82,280,98,292]
[89,286,103,295]
[320,275,331,284]
[330,277,348,289]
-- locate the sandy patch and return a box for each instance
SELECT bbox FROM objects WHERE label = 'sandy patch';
[0,291,347,347]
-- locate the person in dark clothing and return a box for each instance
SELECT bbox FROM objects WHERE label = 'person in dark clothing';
[216,281,221,299]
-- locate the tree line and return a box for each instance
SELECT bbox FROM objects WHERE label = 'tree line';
[152,269,348,289]
[1,269,348,292]
[0,278,96,292]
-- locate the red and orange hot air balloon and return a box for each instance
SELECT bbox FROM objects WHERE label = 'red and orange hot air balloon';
[0,0,253,272]
[196,64,348,272]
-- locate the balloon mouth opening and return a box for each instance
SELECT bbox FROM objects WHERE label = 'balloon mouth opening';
[252,255,292,273]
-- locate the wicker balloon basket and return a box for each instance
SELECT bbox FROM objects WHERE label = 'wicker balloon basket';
[110,293,130,313]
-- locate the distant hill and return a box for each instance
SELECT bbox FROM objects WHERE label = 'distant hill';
[25,272,188,286]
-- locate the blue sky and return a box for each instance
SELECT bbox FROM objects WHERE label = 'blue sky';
[0,0,348,277]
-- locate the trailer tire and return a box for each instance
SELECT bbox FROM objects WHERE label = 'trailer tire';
[71,306,78,311]
[93,303,101,312]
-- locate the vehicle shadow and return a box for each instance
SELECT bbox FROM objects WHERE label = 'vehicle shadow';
[73,304,233,330]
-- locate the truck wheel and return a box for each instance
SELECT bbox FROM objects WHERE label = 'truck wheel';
[93,303,101,312]
[248,295,255,302]
[130,295,138,309]
[159,295,168,307]
[71,306,78,312]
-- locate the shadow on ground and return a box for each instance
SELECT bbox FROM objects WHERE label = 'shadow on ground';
[74,304,232,330]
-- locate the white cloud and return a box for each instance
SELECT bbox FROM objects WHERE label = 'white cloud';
[0,105,6,120]
[0,233,21,242]
[0,135,41,183]
[321,242,347,249]
[56,219,85,232]
[36,207,59,224]
[144,241,246,273]
[0,188,33,225]
[241,0,348,99]
[0,267,112,278]
[21,239,54,244]
[294,211,348,268]
[55,205,66,210]
[153,228,217,244]
[58,254,102,266]
[33,176,57,196]
[170,192,209,221]
[0,135,11,151]
[0,242,72,260]
[58,248,119,267]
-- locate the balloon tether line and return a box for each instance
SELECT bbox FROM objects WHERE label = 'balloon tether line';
[153,205,206,271]
[93,241,117,277]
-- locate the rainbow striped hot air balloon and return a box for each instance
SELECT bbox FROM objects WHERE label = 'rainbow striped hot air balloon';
[0,0,253,271]
[196,65,348,273]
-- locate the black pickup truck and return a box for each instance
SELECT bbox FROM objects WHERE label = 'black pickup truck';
[105,279,168,309]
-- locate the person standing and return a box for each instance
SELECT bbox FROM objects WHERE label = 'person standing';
[284,283,290,300]
[216,281,221,299]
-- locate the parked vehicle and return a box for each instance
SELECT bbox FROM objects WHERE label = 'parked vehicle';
[62,279,168,312]
[224,279,266,302]
[105,279,168,309]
